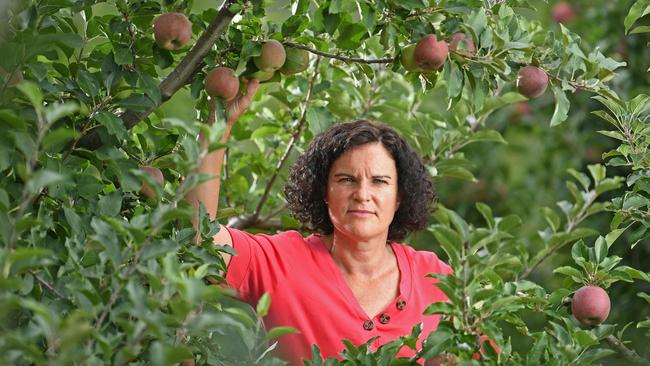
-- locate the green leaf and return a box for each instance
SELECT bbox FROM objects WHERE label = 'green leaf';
[264,326,298,341]
[605,226,628,247]
[638,292,650,304]
[475,202,494,229]
[27,170,65,194]
[637,319,650,328]
[573,330,598,347]
[17,82,43,110]
[94,111,128,140]
[90,217,121,267]
[553,266,583,282]
[42,128,80,151]
[256,292,271,317]
[542,207,561,232]
[469,129,507,144]
[423,301,455,315]
[98,190,123,217]
[45,102,78,124]
[630,25,650,34]
[114,46,133,65]
[445,62,464,99]
[571,240,589,263]
[594,236,608,264]
[118,94,154,112]
[624,2,650,33]
[437,166,477,182]
[306,107,333,136]
[587,164,606,185]
[336,22,367,50]
[578,348,617,364]
[550,85,570,126]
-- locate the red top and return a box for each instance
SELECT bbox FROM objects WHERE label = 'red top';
[224,227,453,365]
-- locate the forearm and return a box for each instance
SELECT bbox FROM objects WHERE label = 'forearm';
[186,78,259,235]
[186,111,236,223]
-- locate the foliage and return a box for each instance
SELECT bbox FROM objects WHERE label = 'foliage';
[0,0,649,365]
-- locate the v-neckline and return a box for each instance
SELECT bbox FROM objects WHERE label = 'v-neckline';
[308,234,412,321]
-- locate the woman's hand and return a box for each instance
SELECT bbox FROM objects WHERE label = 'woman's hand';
[224,77,261,126]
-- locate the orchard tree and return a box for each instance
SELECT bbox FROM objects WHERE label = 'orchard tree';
[0,0,649,365]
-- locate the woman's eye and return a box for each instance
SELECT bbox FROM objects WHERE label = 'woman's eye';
[373,179,388,184]
[338,177,353,183]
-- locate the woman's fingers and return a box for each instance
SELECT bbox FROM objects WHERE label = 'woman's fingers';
[225,78,261,123]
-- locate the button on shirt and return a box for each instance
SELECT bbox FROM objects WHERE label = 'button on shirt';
[224,227,453,365]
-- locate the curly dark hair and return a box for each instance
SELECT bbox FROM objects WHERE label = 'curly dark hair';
[284,119,435,241]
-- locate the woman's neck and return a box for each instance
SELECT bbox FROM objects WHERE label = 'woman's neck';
[323,232,394,278]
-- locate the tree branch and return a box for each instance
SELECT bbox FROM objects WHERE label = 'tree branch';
[519,192,597,280]
[285,42,395,64]
[76,0,238,150]
[230,56,322,229]
[605,335,646,365]
[30,271,65,299]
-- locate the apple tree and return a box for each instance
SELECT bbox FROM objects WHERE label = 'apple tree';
[0,0,649,365]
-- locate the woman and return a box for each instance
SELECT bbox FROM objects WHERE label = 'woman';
[186,80,451,365]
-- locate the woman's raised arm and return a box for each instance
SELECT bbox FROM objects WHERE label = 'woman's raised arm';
[185,78,260,262]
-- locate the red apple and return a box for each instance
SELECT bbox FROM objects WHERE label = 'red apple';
[414,34,449,71]
[254,40,286,72]
[517,66,548,98]
[571,285,611,326]
[552,2,576,24]
[153,13,192,50]
[449,32,476,55]
[205,67,239,101]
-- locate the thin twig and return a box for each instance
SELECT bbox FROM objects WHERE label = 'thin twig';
[30,271,65,299]
[605,335,646,365]
[260,203,287,224]
[520,192,597,280]
[231,57,322,230]
[254,56,321,216]
[285,42,395,64]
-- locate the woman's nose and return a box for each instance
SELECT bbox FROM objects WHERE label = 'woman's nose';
[353,181,371,201]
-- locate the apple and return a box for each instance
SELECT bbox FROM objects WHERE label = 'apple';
[254,40,286,72]
[414,34,449,71]
[517,66,548,98]
[140,166,164,199]
[552,2,576,24]
[153,13,192,50]
[280,47,310,75]
[205,67,239,100]
[250,69,275,82]
[449,32,476,55]
[400,44,423,72]
[571,285,611,326]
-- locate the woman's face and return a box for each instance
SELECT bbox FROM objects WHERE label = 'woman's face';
[326,142,400,243]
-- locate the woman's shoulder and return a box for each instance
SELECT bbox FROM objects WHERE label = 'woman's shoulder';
[393,243,453,275]
[226,227,307,248]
